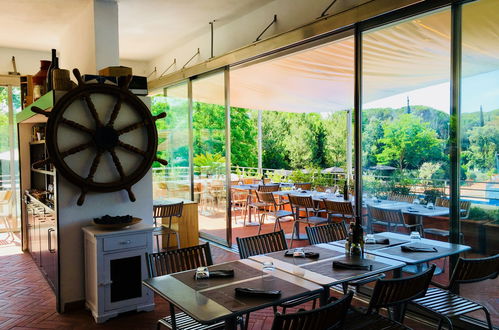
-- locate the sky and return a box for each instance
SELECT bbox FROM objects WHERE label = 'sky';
[364,69,499,113]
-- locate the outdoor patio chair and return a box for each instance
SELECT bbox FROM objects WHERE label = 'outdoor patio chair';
[410,254,499,330]
[387,193,416,203]
[236,230,321,320]
[231,188,248,225]
[294,182,312,190]
[255,191,293,234]
[271,291,353,330]
[306,222,386,295]
[152,202,183,251]
[344,265,436,330]
[288,195,328,247]
[423,199,471,241]
[322,199,355,222]
[146,243,225,330]
[367,205,423,235]
[257,184,280,192]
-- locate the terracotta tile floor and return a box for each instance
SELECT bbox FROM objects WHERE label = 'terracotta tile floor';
[0,228,495,329]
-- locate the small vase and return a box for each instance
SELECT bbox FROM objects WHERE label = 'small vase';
[33,60,51,100]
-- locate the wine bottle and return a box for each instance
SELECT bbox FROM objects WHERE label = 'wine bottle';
[46,49,56,92]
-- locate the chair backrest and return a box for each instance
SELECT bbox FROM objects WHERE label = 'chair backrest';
[368,264,436,314]
[146,242,213,277]
[256,191,276,206]
[323,199,355,216]
[306,222,348,244]
[288,194,315,210]
[449,254,499,290]
[258,184,280,192]
[0,190,12,202]
[271,291,353,330]
[367,205,404,226]
[153,202,184,219]
[435,197,449,207]
[387,193,414,203]
[236,230,288,259]
[294,183,312,190]
[434,198,471,218]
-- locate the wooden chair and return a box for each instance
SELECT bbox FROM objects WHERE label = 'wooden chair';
[344,265,436,329]
[288,195,328,247]
[153,202,183,251]
[255,191,293,235]
[257,184,280,192]
[271,291,353,330]
[322,199,355,222]
[146,243,223,330]
[305,222,347,245]
[306,222,385,294]
[236,231,320,320]
[423,198,471,240]
[236,230,288,259]
[411,254,499,330]
[231,188,248,225]
[294,182,312,190]
[387,193,415,203]
[367,205,422,235]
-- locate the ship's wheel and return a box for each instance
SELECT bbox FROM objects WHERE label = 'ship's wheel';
[32,69,167,205]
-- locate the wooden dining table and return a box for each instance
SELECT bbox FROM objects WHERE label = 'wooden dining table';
[248,243,406,304]
[143,259,323,330]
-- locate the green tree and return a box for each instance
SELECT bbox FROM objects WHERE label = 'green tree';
[230,107,257,167]
[463,124,499,172]
[376,114,443,170]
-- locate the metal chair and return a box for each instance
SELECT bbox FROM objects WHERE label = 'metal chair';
[423,199,471,240]
[344,265,436,329]
[411,254,499,330]
[146,243,223,330]
[322,199,355,222]
[288,195,328,247]
[271,291,353,330]
[231,188,248,225]
[367,205,423,235]
[255,191,293,235]
[152,202,183,251]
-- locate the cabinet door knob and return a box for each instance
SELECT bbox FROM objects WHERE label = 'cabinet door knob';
[119,240,132,245]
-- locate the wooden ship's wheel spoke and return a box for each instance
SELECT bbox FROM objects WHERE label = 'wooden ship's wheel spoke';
[60,142,92,158]
[60,118,94,134]
[117,141,147,156]
[110,149,126,179]
[116,120,147,135]
[86,150,102,182]
[107,96,123,127]
[82,94,102,127]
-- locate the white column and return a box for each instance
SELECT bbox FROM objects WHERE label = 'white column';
[93,0,120,70]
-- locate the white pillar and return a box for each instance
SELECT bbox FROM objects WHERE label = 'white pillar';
[94,0,120,70]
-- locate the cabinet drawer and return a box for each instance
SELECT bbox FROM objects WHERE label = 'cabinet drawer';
[103,233,147,251]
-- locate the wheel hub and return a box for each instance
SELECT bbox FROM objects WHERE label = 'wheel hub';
[94,126,119,150]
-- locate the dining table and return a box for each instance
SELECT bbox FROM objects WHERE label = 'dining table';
[143,259,323,330]
[248,243,406,305]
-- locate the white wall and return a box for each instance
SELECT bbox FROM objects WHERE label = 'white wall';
[145,0,370,81]
[121,59,149,76]
[59,0,96,75]
[0,47,50,76]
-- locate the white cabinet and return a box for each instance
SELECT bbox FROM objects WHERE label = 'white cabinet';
[83,224,154,323]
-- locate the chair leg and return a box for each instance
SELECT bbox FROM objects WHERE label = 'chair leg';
[155,235,161,252]
[156,321,162,330]
[341,282,348,294]
[437,318,443,330]
[169,303,177,329]
[483,307,493,330]
[175,231,180,249]
[290,222,296,248]
[244,313,250,330]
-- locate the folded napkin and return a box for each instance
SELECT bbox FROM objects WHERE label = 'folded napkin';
[332,260,372,271]
[194,269,234,279]
[235,287,281,298]
[365,238,390,245]
[401,246,437,253]
[284,250,320,259]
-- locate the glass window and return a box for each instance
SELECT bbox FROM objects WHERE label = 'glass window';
[152,82,190,201]
[460,0,499,324]
[362,9,451,279]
